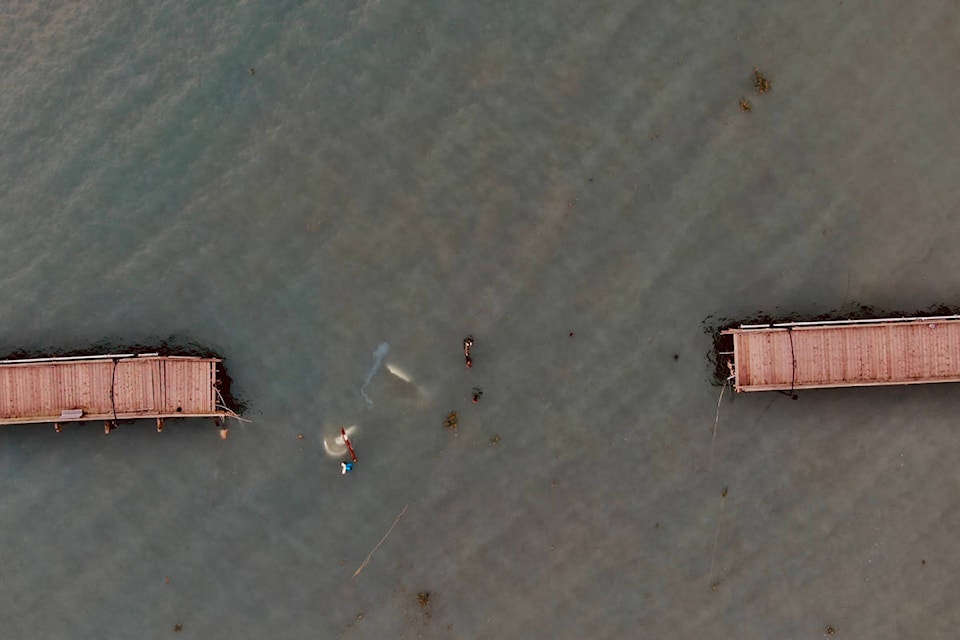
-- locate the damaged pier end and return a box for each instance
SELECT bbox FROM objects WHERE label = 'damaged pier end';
[721,315,960,393]
[0,353,240,431]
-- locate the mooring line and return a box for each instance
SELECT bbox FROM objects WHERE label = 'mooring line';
[353,504,408,580]
[708,380,727,470]
[709,487,728,580]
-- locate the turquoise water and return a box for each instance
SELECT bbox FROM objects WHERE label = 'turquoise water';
[2,1,960,637]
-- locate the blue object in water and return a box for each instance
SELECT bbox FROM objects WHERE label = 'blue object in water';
[341,461,354,474]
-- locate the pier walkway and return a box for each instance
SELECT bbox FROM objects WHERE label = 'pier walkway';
[0,353,229,427]
[722,316,960,393]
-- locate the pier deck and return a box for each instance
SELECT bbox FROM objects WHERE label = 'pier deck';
[722,316,960,392]
[0,354,227,426]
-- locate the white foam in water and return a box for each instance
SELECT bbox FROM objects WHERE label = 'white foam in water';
[359,341,389,406]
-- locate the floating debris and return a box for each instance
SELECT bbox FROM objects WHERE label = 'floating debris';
[173,623,183,633]
[443,411,459,429]
[417,592,431,607]
[463,336,474,369]
[489,434,501,445]
[739,97,752,112]
[753,67,771,94]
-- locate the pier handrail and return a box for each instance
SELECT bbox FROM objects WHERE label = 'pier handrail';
[735,315,960,330]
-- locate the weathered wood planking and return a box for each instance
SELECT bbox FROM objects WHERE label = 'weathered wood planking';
[0,355,224,425]
[723,317,960,392]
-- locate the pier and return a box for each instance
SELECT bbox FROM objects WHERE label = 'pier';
[0,353,233,429]
[721,316,960,393]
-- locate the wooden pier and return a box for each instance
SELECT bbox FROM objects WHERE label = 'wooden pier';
[0,353,232,429]
[722,316,960,393]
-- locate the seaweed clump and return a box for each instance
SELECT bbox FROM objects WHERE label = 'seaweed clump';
[753,67,771,94]
[442,411,458,430]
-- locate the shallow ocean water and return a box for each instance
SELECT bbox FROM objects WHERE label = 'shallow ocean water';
[1,1,960,638]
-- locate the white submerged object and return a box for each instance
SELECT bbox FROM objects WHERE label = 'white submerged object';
[385,363,413,383]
